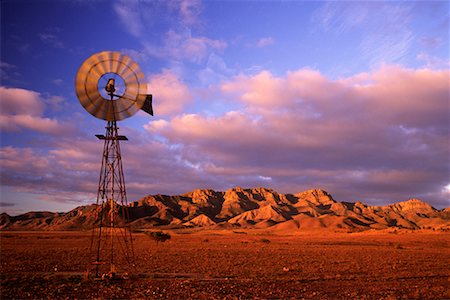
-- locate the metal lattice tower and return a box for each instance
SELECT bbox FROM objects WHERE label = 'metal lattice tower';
[75,51,153,279]
[86,120,134,278]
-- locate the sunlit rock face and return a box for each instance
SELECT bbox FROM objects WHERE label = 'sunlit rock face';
[1,187,449,231]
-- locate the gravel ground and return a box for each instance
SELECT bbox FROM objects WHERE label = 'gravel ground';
[1,230,448,299]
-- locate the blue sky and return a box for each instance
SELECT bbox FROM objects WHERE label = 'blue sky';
[1,0,449,215]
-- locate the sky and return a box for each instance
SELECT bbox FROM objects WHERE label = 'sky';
[0,0,449,215]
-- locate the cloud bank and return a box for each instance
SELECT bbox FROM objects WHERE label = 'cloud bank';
[1,66,448,211]
[147,65,449,207]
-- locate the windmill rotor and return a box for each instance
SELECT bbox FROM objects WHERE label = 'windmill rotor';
[75,51,152,121]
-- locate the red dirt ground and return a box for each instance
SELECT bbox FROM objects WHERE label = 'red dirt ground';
[1,229,448,299]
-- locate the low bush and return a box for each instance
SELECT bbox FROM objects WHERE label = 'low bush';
[145,231,171,244]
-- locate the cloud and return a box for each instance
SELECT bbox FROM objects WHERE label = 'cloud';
[0,142,101,205]
[256,37,274,48]
[198,53,235,85]
[2,66,448,210]
[144,119,169,133]
[39,27,64,48]
[0,87,44,115]
[148,65,449,208]
[0,146,50,173]
[0,115,62,134]
[258,176,272,181]
[52,79,63,86]
[0,87,71,135]
[142,29,227,64]
[313,2,416,66]
[312,2,369,34]
[165,29,227,62]
[39,33,64,48]
[0,129,226,206]
[113,0,144,37]
[146,70,193,116]
[417,52,450,69]
[419,37,443,49]
[114,0,203,38]
[176,0,203,27]
[114,0,224,64]
[221,70,287,108]
[359,4,415,66]
[0,62,20,81]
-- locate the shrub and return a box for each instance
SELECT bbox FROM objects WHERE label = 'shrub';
[260,238,271,244]
[145,231,171,244]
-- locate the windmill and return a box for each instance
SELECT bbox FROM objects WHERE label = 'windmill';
[75,51,153,279]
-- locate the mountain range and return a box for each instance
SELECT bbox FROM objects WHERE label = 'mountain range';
[1,188,449,231]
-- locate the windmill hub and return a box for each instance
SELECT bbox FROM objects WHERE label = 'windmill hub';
[105,78,115,94]
[98,72,126,101]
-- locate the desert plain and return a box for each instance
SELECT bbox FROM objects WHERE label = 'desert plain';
[1,229,448,299]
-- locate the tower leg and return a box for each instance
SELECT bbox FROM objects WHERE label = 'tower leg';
[86,120,135,279]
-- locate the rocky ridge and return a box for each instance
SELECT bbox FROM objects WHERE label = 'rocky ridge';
[1,187,449,231]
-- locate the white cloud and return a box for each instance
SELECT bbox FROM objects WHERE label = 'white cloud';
[114,0,223,64]
[142,29,227,63]
[312,2,369,34]
[256,37,274,48]
[113,0,144,38]
[39,32,64,48]
[114,0,203,38]
[313,2,416,66]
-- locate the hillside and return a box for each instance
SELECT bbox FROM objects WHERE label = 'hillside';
[1,187,449,231]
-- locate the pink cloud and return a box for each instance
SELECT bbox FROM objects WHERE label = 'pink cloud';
[221,71,287,108]
[0,141,102,205]
[178,0,203,27]
[147,70,193,116]
[1,129,225,207]
[0,146,50,172]
[0,87,71,135]
[144,119,169,133]
[148,65,449,207]
[361,65,449,127]
[2,66,448,210]
[0,114,62,135]
[0,87,44,115]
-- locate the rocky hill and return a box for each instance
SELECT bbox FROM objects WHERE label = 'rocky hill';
[1,187,449,231]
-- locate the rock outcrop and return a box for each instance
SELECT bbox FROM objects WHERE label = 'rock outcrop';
[1,187,449,231]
